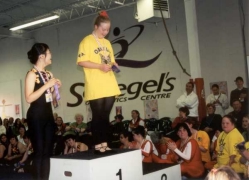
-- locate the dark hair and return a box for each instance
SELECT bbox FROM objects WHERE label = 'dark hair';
[223,114,236,125]
[179,107,189,116]
[63,134,76,142]
[23,130,31,139]
[132,110,141,120]
[115,114,124,121]
[187,82,194,88]
[9,135,18,142]
[27,43,49,64]
[18,125,26,131]
[175,123,192,137]
[232,99,241,105]
[206,103,216,111]
[120,131,133,142]
[185,118,199,130]
[94,11,110,27]
[0,117,2,126]
[211,84,219,89]
[132,125,146,138]
[0,134,7,142]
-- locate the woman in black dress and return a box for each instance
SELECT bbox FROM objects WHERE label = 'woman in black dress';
[25,43,61,180]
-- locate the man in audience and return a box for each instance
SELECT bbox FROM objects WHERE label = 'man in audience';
[176,82,199,119]
[206,84,229,116]
[229,100,246,132]
[230,76,248,114]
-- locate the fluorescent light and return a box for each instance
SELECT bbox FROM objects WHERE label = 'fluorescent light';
[87,5,100,9]
[114,1,124,5]
[10,15,59,31]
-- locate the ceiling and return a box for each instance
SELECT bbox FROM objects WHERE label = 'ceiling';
[0,0,135,38]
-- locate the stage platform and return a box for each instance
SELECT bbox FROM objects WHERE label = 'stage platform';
[49,149,181,180]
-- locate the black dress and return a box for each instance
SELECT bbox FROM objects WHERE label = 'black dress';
[26,68,55,180]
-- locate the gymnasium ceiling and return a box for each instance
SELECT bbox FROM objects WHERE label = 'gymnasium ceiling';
[0,0,135,38]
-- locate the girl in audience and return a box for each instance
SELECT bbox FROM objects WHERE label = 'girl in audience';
[132,126,153,163]
[185,118,211,163]
[0,118,6,135]
[4,135,26,165]
[214,115,245,174]
[241,114,249,141]
[64,134,88,154]
[129,110,145,131]
[171,107,189,129]
[166,123,205,178]
[0,134,9,164]
[25,43,61,180]
[17,125,26,146]
[119,131,136,149]
[12,118,22,136]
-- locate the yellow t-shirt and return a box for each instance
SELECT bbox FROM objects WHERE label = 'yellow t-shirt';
[214,128,245,173]
[77,34,121,101]
[195,130,211,163]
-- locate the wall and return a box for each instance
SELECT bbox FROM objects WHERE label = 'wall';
[0,0,247,123]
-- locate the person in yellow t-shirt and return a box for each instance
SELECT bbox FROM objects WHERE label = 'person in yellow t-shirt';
[77,11,121,153]
[214,115,245,173]
[185,118,211,163]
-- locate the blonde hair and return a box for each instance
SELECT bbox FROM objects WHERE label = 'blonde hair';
[74,113,84,120]
[205,166,241,180]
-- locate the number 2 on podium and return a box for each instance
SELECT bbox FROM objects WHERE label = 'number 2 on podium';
[116,169,122,180]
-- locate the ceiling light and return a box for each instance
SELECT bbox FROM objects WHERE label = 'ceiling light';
[87,5,100,9]
[114,1,124,5]
[10,15,59,31]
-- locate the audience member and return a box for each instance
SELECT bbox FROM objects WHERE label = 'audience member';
[213,115,245,174]
[132,126,153,162]
[0,117,6,135]
[171,107,189,129]
[205,166,241,180]
[64,113,87,137]
[230,76,248,114]
[241,114,249,141]
[166,123,205,178]
[54,116,66,155]
[12,118,22,136]
[185,118,211,163]
[176,82,199,119]
[17,126,26,146]
[110,114,125,148]
[206,84,229,116]
[129,110,145,131]
[119,131,136,149]
[63,134,88,154]
[4,135,26,165]
[0,134,9,164]
[199,103,222,140]
[229,100,246,132]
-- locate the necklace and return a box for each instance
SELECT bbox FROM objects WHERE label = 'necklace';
[92,32,108,58]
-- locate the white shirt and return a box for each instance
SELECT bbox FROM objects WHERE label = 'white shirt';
[176,91,199,117]
[0,125,6,135]
[17,135,26,146]
[174,141,192,161]
[206,93,229,117]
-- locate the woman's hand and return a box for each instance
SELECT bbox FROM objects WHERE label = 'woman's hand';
[56,79,62,88]
[99,64,111,72]
[167,141,177,151]
[46,78,59,88]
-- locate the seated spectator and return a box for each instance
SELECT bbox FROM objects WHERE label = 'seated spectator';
[213,115,245,174]
[63,134,88,154]
[54,116,66,155]
[171,107,189,129]
[205,166,241,180]
[6,117,14,137]
[22,118,28,131]
[17,125,26,146]
[4,135,26,165]
[64,113,87,137]
[119,131,136,149]
[199,103,222,140]
[14,133,34,173]
[12,118,22,136]
[229,100,246,132]
[185,118,211,163]
[129,110,145,131]
[0,134,9,165]
[132,126,153,163]
[0,117,6,135]
[166,123,205,178]
[241,114,249,141]
[110,114,125,148]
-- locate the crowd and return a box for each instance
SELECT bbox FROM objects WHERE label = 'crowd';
[0,76,248,180]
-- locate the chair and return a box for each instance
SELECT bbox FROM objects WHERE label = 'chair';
[122,120,131,131]
[158,117,172,136]
[145,118,159,132]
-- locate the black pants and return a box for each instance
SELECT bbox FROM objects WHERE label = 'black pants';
[89,96,115,146]
[28,115,55,180]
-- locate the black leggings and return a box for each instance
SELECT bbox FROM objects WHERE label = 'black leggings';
[89,96,115,146]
